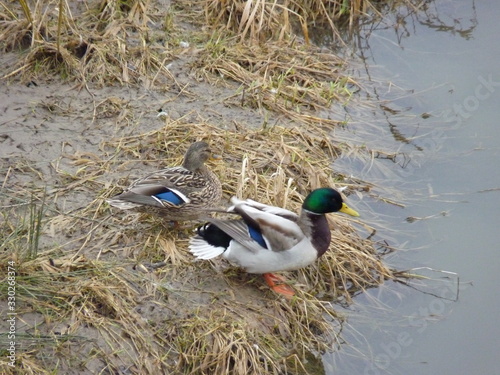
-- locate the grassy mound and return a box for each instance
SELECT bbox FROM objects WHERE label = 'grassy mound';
[1,119,393,374]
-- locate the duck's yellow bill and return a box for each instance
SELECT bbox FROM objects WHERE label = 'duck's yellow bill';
[340,203,360,217]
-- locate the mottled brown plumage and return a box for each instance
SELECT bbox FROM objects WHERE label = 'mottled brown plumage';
[107,141,222,221]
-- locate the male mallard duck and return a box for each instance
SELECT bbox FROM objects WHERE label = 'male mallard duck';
[189,187,359,296]
[107,141,222,222]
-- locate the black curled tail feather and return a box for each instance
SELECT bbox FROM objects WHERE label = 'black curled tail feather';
[196,223,232,249]
[196,223,211,237]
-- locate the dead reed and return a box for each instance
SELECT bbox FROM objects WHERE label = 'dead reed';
[0,0,176,85]
[203,0,392,43]
[196,35,356,123]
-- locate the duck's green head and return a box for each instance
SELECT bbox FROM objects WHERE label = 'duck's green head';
[303,188,359,217]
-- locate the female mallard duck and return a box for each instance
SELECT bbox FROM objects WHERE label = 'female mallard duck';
[188,187,359,296]
[107,141,222,222]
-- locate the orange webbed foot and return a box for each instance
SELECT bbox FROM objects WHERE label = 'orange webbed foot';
[263,273,295,298]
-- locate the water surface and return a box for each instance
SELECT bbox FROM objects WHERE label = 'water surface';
[324,1,500,373]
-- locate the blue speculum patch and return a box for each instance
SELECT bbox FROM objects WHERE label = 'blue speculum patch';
[155,190,184,205]
[248,225,267,249]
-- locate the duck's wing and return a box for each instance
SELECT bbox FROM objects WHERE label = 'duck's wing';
[109,184,190,208]
[229,197,299,219]
[130,167,209,191]
[202,218,265,254]
[230,198,304,252]
[110,167,208,208]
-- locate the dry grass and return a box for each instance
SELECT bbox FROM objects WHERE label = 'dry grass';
[0,1,420,90]
[202,0,415,44]
[201,0,376,41]
[0,0,177,85]
[1,117,394,374]
[196,35,355,124]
